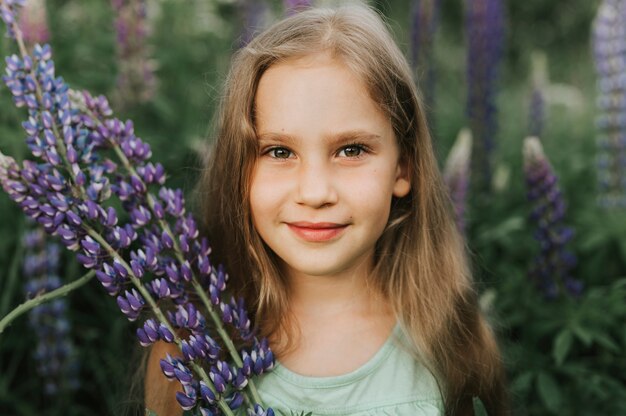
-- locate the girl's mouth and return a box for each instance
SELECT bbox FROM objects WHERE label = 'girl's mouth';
[286,222,348,242]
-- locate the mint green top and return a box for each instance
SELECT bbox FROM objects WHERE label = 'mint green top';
[252,322,444,416]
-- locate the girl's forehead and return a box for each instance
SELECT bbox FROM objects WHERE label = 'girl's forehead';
[252,49,397,144]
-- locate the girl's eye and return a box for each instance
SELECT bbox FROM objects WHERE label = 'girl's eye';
[338,144,366,158]
[267,147,292,159]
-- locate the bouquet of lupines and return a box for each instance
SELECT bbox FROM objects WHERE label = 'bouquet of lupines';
[592,0,626,208]
[22,227,79,396]
[0,1,274,414]
[443,128,472,234]
[523,137,582,299]
[465,0,505,191]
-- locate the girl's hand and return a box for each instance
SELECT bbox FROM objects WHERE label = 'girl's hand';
[145,341,184,416]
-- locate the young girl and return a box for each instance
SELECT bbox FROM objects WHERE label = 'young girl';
[146,4,509,415]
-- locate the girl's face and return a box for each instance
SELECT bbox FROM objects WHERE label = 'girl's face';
[250,52,410,280]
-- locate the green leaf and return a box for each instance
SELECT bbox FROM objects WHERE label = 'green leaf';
[145,409,158,416]
[592,332,620,352]
[473,396,488,416]
[536,372,562,413]
[511,371,534,394]
[553,330,573,366]
[571,325,593,346]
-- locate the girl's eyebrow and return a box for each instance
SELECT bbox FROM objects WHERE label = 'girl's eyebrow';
[257,130,382,144]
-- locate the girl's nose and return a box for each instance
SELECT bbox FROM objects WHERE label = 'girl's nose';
[294,160,338,208]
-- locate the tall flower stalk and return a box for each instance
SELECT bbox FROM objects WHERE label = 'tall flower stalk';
[443,128,472,234]
[22,227,79,395]
[465,0,505,192]
[409,0,441,112]
[523,137,582,298]
[110,0,157,109]
[592,0,626,208]
[0,1,274,414]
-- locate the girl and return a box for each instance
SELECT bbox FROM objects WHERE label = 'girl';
[146,4,509,415]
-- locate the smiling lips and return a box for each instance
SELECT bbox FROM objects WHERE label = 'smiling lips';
[286,222,348,242]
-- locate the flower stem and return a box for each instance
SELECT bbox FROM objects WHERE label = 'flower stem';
[0,269,95,336]
[0,219,24,318]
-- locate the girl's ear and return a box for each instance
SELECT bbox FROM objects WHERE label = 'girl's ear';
[393,157,411,197]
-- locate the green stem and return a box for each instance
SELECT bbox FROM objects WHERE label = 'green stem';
[0,219,24,318]
[0,269,95,336]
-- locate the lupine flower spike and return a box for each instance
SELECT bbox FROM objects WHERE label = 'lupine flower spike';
[592,0,626,208]
[443,128,472,234]
[409,0,441,111]
[528,51,548,138]
[23,227,79,395]
[523,137,582,298]
[465,0,505,191]
[0,1,273,414]
[110,0,157,108]
[283,0,312,16]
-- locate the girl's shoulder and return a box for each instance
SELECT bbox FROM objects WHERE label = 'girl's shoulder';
[253,322,444,416]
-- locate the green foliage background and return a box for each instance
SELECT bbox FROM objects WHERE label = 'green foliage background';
[0,0,624,415]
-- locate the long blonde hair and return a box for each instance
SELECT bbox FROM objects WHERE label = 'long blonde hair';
[198,4,508,414]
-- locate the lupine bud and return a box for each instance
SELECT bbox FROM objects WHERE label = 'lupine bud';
[176,384,197,410]
[523,137,582,298]
[199,380,217,404]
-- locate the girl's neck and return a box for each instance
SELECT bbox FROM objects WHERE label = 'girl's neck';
[285,261,387,321]
[271,265,396,376]
[287,258,380,320]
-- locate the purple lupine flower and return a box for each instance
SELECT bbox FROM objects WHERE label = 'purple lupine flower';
[22,227,79,395]
[409,0,441,110]
[443,128,472,234]
[237,0,268,48]
[248,404,276,416]
[18,0,49,45]
[592,0,626,208]
[1,5,273,413]
[110,0,156,107]
[283,0,312,16]
[523,137,582,298]
[465,0,505,191]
